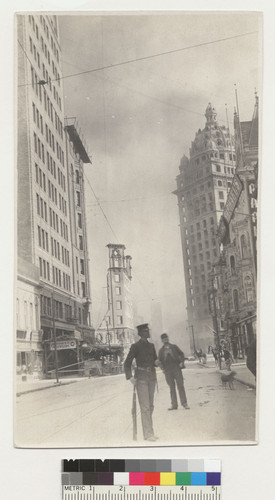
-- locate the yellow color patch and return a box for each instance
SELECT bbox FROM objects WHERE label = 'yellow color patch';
[160,473,176,485]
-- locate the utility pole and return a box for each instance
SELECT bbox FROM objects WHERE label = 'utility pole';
[52,292,59,384]
[106,320,111,352]
[210,279,222,370]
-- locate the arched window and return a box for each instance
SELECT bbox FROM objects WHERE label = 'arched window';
[233,289,239,311]
[230,255,236,275]
[240,234,249,258]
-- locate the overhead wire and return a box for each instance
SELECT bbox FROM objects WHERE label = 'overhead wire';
[18,30,257,88]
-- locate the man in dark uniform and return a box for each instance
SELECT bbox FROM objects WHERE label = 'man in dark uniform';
[158,333,190,411]
[124,323,158,441]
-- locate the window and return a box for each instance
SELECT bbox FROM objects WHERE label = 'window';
[233,289,239,311]
[220,202,225,210]
[117,316,123,325]
[114,274,120,283]
[216,164,221,172]
[240,234,249,258]
[230,255,236,275]
[80,259,85,274]
[77,213,82,228]
[115,286,121,295]
[218,180,222,186]
[79,235,83,250]
[219,191,224,199]
[116,301,122,310]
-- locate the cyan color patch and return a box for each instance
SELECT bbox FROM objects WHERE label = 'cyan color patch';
[191,473,207,485]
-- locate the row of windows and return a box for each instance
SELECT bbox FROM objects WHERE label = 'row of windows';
[53,238,69,267]
[49,207,69,241]
[52,264,71,290]
[36,194,48,222]
[29,15,39,42]
[35,162,67,218]
[40,295,87,328]
[35,163,46,191]
[34,132,45,162]
[39,15,60,63]
[45,123,64,162]
[32,102,44,133]
[38,225,49,251]
[193,151,236,166]
[39,257,50,280]
[46,151,66,191]
[190,218,215,232]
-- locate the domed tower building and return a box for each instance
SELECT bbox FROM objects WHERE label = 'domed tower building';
[174,104,237,352]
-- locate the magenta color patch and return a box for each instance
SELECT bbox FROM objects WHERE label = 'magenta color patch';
[129,473,144,485]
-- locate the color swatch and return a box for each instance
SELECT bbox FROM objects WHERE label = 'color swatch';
[62,460,221,486]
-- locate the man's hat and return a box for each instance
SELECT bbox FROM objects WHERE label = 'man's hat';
[161,333,168,340]
[136,323,149,336]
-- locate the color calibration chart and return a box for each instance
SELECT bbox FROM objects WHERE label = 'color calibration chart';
[62,459,221,500]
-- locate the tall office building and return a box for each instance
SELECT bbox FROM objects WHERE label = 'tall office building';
[16,14,93,377]
[174,104,237,352]
[97,244,135,361]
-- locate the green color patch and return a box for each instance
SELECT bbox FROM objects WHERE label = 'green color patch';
[176,473,192,485]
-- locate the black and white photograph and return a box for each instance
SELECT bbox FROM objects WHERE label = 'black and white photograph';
[15,11,261,447]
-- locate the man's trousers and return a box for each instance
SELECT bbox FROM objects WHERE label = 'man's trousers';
[136,378,156,439]
[165,366,187,408]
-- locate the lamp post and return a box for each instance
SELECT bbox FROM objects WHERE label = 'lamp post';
[188,324,196,353]
[51,292,59,384]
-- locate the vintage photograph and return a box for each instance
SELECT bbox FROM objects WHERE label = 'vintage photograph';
[15,11,260,447]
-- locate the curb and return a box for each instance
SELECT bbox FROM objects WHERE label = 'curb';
[16,380,78,396]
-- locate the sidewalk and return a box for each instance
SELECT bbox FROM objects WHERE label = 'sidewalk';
[220,364,256,389]
[202,357,256,389]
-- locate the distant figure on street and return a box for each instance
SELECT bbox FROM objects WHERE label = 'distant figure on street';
[246,338,256,378]
[124,323,158,442]
[158,333,190,411]
[223,348,234,371]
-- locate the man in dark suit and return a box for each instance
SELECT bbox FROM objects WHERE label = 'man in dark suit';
[158,333,190,411]
[124,323,158,441]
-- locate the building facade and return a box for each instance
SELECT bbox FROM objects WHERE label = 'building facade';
[17,14,93,378]
[174,104,237,352]
[96,244,135,364]
[215,96,258,358]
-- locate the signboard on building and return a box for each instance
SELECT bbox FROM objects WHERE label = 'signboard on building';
[50,340,77,351]
[247,178,257,261]
[223,175,243,223]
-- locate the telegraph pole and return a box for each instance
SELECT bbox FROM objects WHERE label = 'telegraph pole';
[210,279,222,370]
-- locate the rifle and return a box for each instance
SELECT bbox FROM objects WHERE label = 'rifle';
[132,384,137,440]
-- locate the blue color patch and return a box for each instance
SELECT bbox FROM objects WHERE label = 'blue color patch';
[191,472,206,485]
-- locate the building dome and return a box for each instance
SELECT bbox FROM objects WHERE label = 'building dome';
[205,102,217,123]
[189,103,234,158]
[179,154,190,171]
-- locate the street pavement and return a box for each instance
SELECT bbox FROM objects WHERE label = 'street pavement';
[15,362,256,448]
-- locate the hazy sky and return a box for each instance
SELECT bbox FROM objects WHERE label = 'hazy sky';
[58,12,261,350]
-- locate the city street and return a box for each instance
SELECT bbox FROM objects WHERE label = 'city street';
[15,363,256,447]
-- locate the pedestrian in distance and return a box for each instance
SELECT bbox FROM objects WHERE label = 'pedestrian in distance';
[158,333,190,411]
[223,348,234,371]
[124,323,158,442]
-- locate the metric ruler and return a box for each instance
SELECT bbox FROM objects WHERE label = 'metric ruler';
[62,485,221,500]
[61,460,221,500]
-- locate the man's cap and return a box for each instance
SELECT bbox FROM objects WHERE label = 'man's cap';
[161,333,168,339]
[136,323,149,335]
